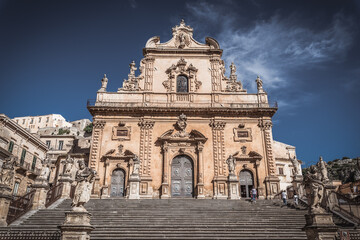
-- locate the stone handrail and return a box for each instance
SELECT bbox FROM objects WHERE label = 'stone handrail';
[330,191,360,224]
[45,183,64,208]
[7,190,36,224]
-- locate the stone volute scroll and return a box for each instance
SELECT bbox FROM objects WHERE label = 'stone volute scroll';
[98,74,108,92]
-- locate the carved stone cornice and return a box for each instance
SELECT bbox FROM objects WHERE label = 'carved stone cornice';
[138,118,155,129]
[209,120,226,130]
[93,120,106,129]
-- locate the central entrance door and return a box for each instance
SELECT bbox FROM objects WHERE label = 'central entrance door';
[171,155,193,198]
[239,170,254,198]
[110,169,125,197]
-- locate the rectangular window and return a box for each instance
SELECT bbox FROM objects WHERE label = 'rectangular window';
[237,131,249,138]
[278,167,284,175]
[117,129,128,136]
[46,140,51,148]
[30,118,34,124]
[22,119,25,124]
[8,141,14,153]
[26,186,31,193]
[13,182,20,196]
[20,149,26,165]
[31,156,37,171]
[39,117,41,123]
[46,117,49,123]
[58,140,64,150]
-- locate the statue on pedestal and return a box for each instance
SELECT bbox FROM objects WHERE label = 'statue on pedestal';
[291,156,299,176]
[226,155,236,175]
[304,165,325,213]
[255,76,264,93]
[38,158,50,181]
[63,156,74,176]
[132,155,140,175]
[71,161,96,212]
[317,156,329,182]
[98,74,108,92]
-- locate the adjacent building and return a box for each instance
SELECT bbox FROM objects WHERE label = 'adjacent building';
[87,20,301,199]
[0,114,48,197]
[13,114,72,134]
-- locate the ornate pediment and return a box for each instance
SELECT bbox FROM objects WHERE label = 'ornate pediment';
[102,144,135,160]
[144,20,220,50]
[233,150,262,160]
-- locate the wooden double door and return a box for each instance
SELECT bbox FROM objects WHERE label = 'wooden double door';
[110,169,125,197]
[171,155,193,198]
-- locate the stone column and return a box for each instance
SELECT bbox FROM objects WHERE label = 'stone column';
[161,143,170,199]
[196,143,205,199]
[0,185,13,226]
[31,178,49,210]
[228,174,240,200]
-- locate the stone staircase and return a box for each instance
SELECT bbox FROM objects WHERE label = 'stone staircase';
[0,198,312,239]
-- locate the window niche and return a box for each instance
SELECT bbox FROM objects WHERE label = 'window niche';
[233,124,252,142]
[112,122,131,141]
[176,75,188,93]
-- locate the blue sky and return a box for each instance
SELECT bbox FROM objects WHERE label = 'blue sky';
[0,0,359,166]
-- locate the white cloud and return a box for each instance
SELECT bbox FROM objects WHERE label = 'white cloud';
[186,2,354,92]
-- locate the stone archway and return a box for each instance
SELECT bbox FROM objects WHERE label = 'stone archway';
[239,170,254,198]
[110,168,125,197]
[171,155,193,198]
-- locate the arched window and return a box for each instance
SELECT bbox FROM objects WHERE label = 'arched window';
[176,75,188,93]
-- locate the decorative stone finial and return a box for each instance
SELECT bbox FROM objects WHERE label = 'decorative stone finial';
[98,74,108,92]
[256,75,264,93]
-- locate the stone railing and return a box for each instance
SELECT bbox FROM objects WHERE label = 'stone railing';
[45,183,63,208]
[7,190,36,224]
[330,191,360,224]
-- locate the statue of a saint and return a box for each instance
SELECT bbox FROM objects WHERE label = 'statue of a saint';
[39,160,50,180]
[317,156,329,182]
[132,155,140,175]
[230,62,236,76]
[0,156,16,187]
[98,74,108,92]
[129,61,137,76]
[63,156,74,176]
[255,76,264,93]
[304,165,325,213]
[71,161,96,212]
[226,155,236,175]
[291,156,299,176]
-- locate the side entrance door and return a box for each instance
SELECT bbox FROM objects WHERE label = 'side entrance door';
[239,170,254,198]
[171,155,193,198]
[111,169,125,197]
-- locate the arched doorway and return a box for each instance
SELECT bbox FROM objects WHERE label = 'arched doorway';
[239,170,254,198]
[171,155,193,198]
[110,169,125,197]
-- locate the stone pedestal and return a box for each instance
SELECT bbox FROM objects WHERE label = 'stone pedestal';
[303,213,338,240]
[213,177,228,199]
[128,174,140,199]
[228,174,240,200]
[160,183,170,199]
[323,184,338,211]
[0,185,13,227]
[91,177,101,199]
[31,178,49,210]
[59,174,73,199]
[264,176,280,199]
[100,186,110,199]
[59,211,94,240]
[196,183,205,199]
[292,175,304,198]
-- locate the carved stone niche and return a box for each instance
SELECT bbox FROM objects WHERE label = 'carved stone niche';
[233,124,252,142]
[112,122,131,141]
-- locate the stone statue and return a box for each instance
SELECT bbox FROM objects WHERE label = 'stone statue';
[132,155,140,175]
[0,157,16,187]
[98,74,108,92]
[63,156,74,176]
[256,76,264,93]
[291,156,299,176]
[129,61,137,76]
[304,165,325,213]
[230,62,236,76]
[241,146,247,155]
[317,156,329,182]
[117,144,124,156]
[226,155,236,175]
[173,113,190,137]
[71,161,96,212]
[39,160,50,180]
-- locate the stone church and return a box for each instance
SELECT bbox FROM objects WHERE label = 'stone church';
[87,20,301,200]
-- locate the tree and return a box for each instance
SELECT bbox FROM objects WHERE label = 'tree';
[83,123,93,134]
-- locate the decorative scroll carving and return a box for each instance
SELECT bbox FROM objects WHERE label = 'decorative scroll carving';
[120,61,143,91]
[163,58,201,93]
[138,118,155,176]
[258,119,276,175]
[210,120,226,176]
[223,63,244,92]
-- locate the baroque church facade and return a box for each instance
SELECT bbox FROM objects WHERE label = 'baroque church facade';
[87,20,299,200]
